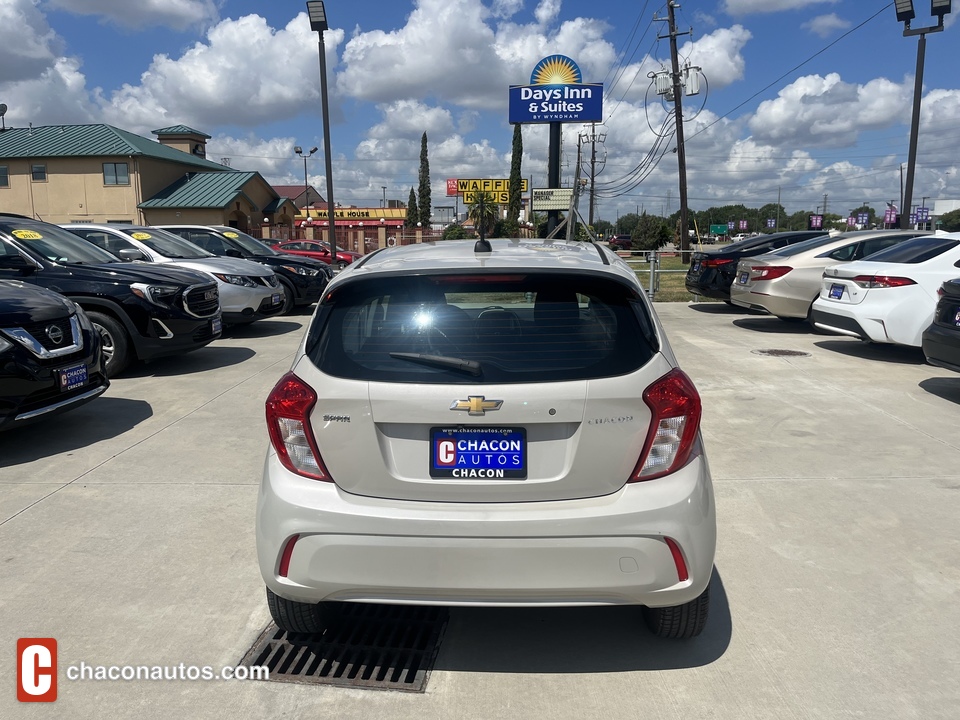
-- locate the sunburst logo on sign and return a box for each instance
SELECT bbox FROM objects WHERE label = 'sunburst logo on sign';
[531,55,582,85]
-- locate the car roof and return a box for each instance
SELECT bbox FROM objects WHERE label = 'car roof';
[342,239,634,281]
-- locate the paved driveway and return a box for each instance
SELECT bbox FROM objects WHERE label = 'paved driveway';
[2,303,959,718]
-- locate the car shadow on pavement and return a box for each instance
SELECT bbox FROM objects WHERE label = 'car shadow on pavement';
[732,317,817,334]
[124,346,256,377]
[222,320,304,339]
[919,377,960,405]
[813,339,928,365]
[0,397,152,467]
[686,302,760,315]
[434,568,731,673]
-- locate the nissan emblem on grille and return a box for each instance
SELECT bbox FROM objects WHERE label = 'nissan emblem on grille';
[46,324,64,345]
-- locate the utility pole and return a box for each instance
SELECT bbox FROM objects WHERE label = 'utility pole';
[579,124,605,227]
[658,2,692,254]
[822,193,828,217]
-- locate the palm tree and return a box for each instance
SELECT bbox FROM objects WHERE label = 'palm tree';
[466,192,499,236]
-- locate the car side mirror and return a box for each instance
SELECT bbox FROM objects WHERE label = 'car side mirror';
[117,248,148,261]
[225,249,243,258]
[0,254,36,274]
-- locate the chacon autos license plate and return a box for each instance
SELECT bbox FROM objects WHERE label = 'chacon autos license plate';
[271,293,282,306]
[57,363,88,392]
[691,261,701,273]
[211,316,222,334]
[738,271,749,284]
[430,426,526,479]
[829,283,844,300]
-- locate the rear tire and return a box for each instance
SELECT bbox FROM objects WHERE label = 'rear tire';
[266,587,340,634]
[642,584,710,639]
[337,260,348,271]
[87,311,131,378]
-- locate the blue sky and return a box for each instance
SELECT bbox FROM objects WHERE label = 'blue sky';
[2,0,959,221]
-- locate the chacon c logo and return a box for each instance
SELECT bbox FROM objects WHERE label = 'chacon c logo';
[17,638,57,702]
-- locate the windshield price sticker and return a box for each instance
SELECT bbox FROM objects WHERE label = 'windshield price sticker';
[131,232,152,240]
[12,230,43,240]
[430,427,526,479]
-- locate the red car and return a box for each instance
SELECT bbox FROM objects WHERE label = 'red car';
[270,240,362,270]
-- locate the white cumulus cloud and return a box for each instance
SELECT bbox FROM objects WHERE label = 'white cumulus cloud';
[45,0,218,30]
[802,13,852,38]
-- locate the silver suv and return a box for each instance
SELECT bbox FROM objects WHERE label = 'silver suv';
[61,225,284,325]
[257,238,717,638]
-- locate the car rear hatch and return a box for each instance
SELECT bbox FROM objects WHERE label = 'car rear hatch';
[279,270,696,504]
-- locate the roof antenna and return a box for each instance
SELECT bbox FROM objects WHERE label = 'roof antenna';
[474,191,492,253]
[0,104,7,132]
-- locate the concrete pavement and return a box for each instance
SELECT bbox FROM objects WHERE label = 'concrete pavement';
[2,302,959,719]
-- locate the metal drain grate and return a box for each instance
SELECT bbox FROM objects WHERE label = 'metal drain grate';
[751,348,811,357]
[238,604,448,692]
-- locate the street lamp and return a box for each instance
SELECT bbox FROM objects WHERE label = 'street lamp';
[294,145,318,227]
[306,1,336,258]
[894,0,952,229]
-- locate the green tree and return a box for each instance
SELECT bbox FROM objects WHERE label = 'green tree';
[467,192,499,236]
[507,124,523,228]
[418,132,431,228]
[616,212,642,237]
[938,208,960,232]
[441,223,468,240]
[405,187,419,229]
[632,212,672,251]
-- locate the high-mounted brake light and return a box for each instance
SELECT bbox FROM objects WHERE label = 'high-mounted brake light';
[630,368,702,482]
[265,372,332,481]
[750,265,792,281]
[852,275,917,289]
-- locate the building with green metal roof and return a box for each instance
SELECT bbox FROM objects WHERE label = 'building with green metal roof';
[0,123,298,234]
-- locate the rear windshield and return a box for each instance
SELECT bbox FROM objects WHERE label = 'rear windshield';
[307,272,658,384]
[860,237,959,264]
[771,234,846,256]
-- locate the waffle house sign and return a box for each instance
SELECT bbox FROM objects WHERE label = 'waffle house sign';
[448,178,529,204]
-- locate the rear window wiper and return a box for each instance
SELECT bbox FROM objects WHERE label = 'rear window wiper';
[389,352,482,376]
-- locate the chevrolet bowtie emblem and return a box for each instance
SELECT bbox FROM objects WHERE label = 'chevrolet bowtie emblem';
[450,395,503,416]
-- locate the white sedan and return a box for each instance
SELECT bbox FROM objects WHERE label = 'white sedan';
[811,233,960,347]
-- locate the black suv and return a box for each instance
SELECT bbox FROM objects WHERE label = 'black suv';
[685,230,828,301]
[0,215,222,377]
[156,226,330,314]
[1,280,109,431]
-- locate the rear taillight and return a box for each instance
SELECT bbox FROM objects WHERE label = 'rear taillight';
[750,265,792,281]
[852,275,916,289]
[630,368,703,482]
[265,372,332,481]
[703,258,734,268]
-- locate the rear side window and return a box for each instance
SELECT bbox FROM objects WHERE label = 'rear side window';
[308,273,657,384]
[861,237,959,264]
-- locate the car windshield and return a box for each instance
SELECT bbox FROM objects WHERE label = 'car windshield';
[212,227,280,256]
[0,220,120,265]
[128,227,215,259]
[860,236,959,264]
[308,271,657,384]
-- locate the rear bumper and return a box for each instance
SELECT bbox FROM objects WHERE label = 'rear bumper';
[730,285,809,318]
[923,323,960,373]
[811,307,875,341]
[257,447,716,608]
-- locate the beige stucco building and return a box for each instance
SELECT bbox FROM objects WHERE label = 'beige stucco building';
[0,124,298,235]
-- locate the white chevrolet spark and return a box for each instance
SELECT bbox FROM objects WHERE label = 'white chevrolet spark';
[257,238,717,638]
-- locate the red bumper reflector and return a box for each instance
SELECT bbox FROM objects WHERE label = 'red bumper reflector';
[278,534,300,578]
[664,537,689,582]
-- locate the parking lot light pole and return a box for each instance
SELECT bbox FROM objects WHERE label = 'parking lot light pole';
[894,0,951,229]
[294,146,318,230]
[306,1,337,257]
